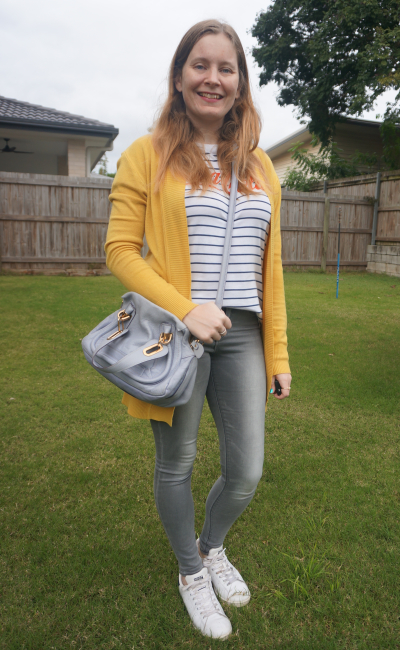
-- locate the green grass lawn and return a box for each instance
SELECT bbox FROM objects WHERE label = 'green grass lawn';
[1,271,399,650]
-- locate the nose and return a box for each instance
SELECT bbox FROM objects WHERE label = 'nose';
[205,65,220,86]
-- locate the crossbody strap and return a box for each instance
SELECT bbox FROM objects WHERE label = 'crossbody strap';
[214,163,238,310]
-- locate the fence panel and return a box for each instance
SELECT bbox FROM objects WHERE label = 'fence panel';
[313,170,400,245]
[377,174,400,242]
[281,192,373,269]
[0,172,112,274]
[1,170,399,274]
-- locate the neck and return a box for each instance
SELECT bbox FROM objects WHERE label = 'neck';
[199,131,219,145]
[187,114,222,145]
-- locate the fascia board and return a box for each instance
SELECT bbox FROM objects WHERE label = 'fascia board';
[0,117,119,139]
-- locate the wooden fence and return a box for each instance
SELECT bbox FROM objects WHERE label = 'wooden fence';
[1,169,399,274]
[281,190,373,270]
[0,172,112,274]
[314,170,400,245]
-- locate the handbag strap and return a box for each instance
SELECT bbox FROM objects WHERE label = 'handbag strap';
[214,163,238,309]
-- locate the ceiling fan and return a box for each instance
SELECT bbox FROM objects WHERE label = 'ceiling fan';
[1,138,33,154]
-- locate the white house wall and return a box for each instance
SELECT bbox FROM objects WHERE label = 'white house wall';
[271,140,319,183]
[334,124,384,163]
[0,129,113,177]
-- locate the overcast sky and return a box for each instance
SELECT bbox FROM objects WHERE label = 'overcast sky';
[1,0,395,173]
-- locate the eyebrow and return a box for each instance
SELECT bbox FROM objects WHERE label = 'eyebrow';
[190,56,237,68]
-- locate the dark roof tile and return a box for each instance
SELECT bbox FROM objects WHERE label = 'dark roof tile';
[0,96,116,129]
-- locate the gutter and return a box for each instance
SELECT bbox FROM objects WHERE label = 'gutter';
[86,137,115,174]
[0,116,119,139]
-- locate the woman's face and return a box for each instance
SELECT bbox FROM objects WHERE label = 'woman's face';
[175,33,240,138]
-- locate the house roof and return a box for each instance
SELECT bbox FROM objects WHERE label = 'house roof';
[0,96,118,138]
[266,126,310,156]
[266,117,381,158]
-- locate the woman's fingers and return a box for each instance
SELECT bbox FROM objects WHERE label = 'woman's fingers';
[270,373,292,400]
[182,302,232,342]
[221,313,232,330]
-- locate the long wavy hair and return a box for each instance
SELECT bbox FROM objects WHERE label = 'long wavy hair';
[151,20,269,194]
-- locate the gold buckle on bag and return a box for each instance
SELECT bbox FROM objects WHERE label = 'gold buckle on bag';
[107,310,131,340]
[143,333,173,357]
[189,335,201,351]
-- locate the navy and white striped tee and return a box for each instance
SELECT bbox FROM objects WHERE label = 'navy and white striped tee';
[185,144,271,314]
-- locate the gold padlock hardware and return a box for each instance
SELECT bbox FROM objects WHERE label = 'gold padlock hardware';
[107,310,131,340]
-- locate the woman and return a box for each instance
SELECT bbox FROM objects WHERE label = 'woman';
[105,19,291,640]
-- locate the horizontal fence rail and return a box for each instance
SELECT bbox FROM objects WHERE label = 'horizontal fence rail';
[312,170,400,244]
[280,191,374,269]
[0,172,112,274]
[1,169,399,274]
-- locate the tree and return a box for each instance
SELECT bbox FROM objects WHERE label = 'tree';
[252,0,400,146]
[96,154,116,178]
[379,108,400,169]
[97,154,108,176]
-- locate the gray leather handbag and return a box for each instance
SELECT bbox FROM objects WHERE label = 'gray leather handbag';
[81,165,238,408]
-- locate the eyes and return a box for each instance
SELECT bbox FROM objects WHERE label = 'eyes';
[193,63,234,75]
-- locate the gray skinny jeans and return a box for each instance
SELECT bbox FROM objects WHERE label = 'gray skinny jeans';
[150,308,266,576]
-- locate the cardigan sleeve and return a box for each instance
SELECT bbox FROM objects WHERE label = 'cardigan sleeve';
[104,143,197,321]
[270,169,291,376]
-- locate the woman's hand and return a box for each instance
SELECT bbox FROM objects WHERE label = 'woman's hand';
[270,373,292,400]
[182,302,232,344]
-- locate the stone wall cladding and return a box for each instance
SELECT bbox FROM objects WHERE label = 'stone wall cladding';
[367,245,400,277]
[67,139,86,177]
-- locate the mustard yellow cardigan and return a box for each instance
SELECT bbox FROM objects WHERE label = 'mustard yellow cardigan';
[105,135,290,425]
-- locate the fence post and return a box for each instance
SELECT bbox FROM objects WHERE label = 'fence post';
[321,181,330,272]
[371,171,381,245]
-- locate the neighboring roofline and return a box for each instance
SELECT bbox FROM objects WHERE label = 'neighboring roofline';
[0,116,119,139]
[0,95,118,128]
[266,116,384,156]
[340,116,381,129]
[266,126,310,155]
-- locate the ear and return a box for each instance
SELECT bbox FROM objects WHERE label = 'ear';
[175,74,182,93]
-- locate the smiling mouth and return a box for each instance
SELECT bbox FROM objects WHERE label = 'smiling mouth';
[198,92,223,99]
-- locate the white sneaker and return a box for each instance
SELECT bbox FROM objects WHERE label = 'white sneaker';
[197,540,251,607]
[179,567,232,639]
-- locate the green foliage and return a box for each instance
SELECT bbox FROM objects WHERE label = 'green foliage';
[252,0,400,145]
[97,153,108,175]
[283,140,376,190]
[96,153,116,178]
[284,119,400,190]
[380,106,400,170]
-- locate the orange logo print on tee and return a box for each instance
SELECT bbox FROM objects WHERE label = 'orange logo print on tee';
[211,171,221,186]
[211,171,261,192]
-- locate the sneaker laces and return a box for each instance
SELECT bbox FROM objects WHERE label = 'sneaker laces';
[188,575,222,620]
[208,549,243,587]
